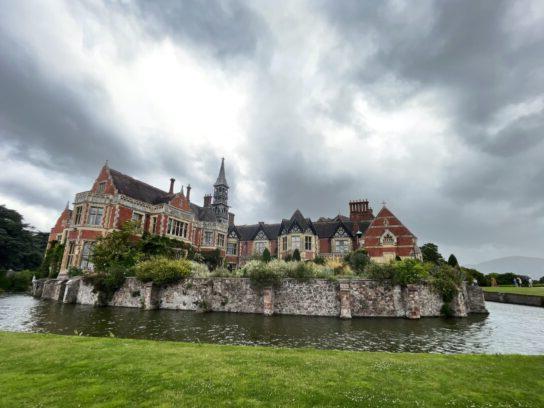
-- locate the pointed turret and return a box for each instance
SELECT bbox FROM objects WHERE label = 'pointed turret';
[212,158,229,221]
[214,157,229,187]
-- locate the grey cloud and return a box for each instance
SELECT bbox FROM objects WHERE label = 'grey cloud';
[0,33,138,175]
[112,0,272,62]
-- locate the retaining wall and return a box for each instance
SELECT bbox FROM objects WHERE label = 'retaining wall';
[484,291,543,307]
[33,277,488,319]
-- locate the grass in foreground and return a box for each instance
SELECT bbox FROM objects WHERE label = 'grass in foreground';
[0,332,543,407]
[483,286,544,296]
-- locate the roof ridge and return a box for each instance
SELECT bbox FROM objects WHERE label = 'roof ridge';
[109,168,169,196]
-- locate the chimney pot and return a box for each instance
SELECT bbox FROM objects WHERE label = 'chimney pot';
[169,178,175,194]
[186,184,191,201]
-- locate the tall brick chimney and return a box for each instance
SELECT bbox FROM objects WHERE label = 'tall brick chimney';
[186,184,191,201]
[228,212,235,225]
[169,178,175,194]
[349,199,374,222]
[204,194,212,207]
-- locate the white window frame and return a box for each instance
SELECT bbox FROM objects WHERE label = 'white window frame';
[304,236,312,251]
[291,235,301,250]
[88,206,103,226]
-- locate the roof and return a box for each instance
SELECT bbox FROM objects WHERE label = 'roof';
[109,168,173,204]
[190,203,218,222]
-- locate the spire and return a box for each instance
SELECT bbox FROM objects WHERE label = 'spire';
[214,157,228,187]
[65,201,70,210]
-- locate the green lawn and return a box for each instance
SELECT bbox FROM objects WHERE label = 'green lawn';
[0,332,543,407]
[483,286,544,296]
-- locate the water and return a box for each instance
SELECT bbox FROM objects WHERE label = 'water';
[1,294,543,354]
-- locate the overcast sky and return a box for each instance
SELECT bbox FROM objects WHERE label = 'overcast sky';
[1,1,543,264]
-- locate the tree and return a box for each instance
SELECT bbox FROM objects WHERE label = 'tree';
[261,248,271,263]
[420,243,444,265]
[0,205,47,271]
[292,249,301,262]
[91,222,140,272]
[447,254,459,267]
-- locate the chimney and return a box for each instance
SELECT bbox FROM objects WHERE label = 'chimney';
[204,194,212,207]
[186,184,191,202]
[349,198,374,222]
[169,178,175,194]
[228,213,235,225]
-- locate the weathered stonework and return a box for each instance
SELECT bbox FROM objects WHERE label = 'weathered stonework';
[32,277,488,319]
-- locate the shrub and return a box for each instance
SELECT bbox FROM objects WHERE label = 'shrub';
[447,254,459,267]
[211,267,233,277]
[365,262,395,281]
[285,262,314,282]
[68,267,83,277]
[345,250,370,274]
[462,267,489,286]
[83,264,127,305]
[201,248,223,270]
[430,264,464,317]
[243,260,283,288]
[190,262,210,277]
[261,248,271,263]
[292,249,301,262]
[313,256,326,265]
[0,270,35,292]
[135,257,192,285]
[391,259,430,286]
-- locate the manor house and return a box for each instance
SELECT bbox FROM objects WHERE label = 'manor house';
[48,159,422,277]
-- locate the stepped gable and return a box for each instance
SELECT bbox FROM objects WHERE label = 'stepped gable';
[109,168,173,204]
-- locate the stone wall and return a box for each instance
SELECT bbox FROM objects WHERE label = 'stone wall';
[32,277,488,319]
[484,291,543,307]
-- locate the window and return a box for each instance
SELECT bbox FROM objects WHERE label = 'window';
[150,216,158,234]
[304,236,312,251]
[292,236,301,250]
[80,242,94,270]
[131,212,144,227]
[88,206,103,225]
[382,233,395,245]
[204,231,213,245]
[227,242,237,255]
[254,241,266,255]
[168,218,188,238]
[66,241,76,267]
[217,233,225,247]
[97,182,106,193]
[335,239,349,254]
[74,206,83,225]
[282,236,287,251]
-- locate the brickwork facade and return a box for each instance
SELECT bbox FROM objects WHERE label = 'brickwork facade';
[48,160,422,276]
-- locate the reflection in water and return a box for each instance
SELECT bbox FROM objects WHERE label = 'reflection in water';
[1,294,543,354]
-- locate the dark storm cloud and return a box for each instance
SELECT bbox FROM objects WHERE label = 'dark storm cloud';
[113,0,271,61]
[0,33,138,175]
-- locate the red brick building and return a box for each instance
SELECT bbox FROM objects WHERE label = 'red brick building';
[48,159,421,277]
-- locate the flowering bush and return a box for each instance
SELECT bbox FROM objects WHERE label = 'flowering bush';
[243,260,284,288]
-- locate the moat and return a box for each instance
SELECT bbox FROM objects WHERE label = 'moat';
[1,294,543,354]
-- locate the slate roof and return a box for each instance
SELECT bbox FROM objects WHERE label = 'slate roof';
[110,168,173,204]
[190,203,218,222]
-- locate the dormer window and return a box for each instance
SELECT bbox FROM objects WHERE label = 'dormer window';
[97,182,106,194]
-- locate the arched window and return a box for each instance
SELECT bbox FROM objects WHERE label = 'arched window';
[382,232,395,245]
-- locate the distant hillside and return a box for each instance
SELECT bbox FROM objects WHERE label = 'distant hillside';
[470,256,544,279]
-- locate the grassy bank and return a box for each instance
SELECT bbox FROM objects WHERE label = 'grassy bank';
[483,286,544,296]
[0,332,543,407]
